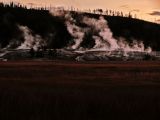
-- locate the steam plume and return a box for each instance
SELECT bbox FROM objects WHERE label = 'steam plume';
[65,14,85,49]
[82,16,119,50]
[65,14,151,53]
[17,26,46,51]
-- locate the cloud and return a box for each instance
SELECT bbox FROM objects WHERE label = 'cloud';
[27,2,37,6]
[149,11,160,16]
[130,9,140,13]
[26,2,43,7]
[155,19,160,23]
[119,5,130,9]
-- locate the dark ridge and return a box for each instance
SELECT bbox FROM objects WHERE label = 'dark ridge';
[0,2,160,50]
[71,11,160,50]
[0,2,72,49]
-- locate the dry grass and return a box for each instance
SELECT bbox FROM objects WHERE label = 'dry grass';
[0,60,160,120]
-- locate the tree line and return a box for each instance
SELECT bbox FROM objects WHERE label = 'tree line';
[0,2,136,19]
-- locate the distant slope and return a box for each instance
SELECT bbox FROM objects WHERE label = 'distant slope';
[106,16,160,51]
[0,4,160,50]
[0,5,71,49]
[72,12,160,50]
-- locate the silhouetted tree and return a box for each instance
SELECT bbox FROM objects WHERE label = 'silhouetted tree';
[93,9,96,14]
[121,12,123,17]
[128,12,132,18]
[97,9,103,14]
[110,10,112,16]
[105,9,108,15]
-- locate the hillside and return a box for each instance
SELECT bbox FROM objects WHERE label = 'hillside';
[0,3,160,51]
[70,11,160,50]
[0,4,71,49]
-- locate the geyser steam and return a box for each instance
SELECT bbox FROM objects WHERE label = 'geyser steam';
[17,26,46,51]
[82,16,119,50]
[65,14,151,53]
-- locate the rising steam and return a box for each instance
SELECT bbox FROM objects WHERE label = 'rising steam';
[82,16,119,50]
[17,26,46,51]
[17,14,151,53]
[65,14,151,53]
[0,8,154,61]
[66,22,84,49]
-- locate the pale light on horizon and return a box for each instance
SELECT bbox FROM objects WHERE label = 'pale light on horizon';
[1,0,160,23]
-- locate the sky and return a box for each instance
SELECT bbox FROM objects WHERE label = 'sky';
[2,0,160,23]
